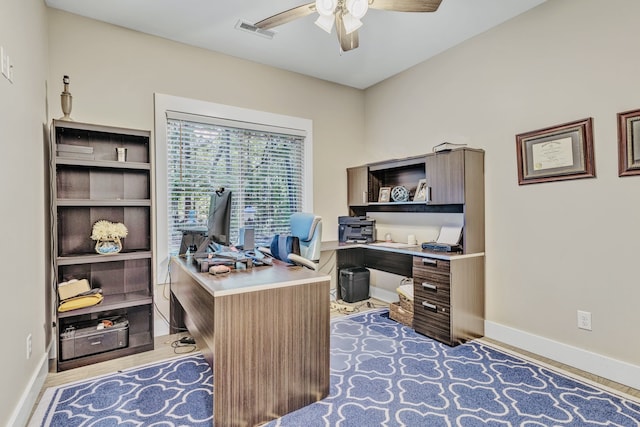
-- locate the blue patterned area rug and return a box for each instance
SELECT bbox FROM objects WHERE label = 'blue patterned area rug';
[30,354,213,426]
[32,309,640,426]
[265,309,640,426]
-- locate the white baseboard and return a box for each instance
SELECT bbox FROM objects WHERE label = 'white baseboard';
[369,286,396,304]
[9,345,50,427]
[485,320,640,391]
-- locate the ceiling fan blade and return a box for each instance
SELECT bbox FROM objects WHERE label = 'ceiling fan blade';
[336,14,359,52]
[255,2,316,30]
[369,0,442,12]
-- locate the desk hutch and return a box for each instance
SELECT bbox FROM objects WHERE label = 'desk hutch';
[342,148,485,346]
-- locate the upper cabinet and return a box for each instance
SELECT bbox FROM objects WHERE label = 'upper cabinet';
[426,148,484,205]
[425,150,465,204]
[347,166,369,206]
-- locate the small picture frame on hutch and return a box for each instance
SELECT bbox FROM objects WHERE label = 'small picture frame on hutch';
[378,186,391,202]
[515,118,595,185]
[413,179,427,201]
[617,108,640,177]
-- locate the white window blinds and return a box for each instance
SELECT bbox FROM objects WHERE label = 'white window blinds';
[166,112,306,255]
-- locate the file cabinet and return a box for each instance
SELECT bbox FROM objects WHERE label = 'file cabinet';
[412,255,484,346]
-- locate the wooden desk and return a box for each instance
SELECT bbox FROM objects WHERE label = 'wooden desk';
[169,256,330,426]
[323,241,485,346]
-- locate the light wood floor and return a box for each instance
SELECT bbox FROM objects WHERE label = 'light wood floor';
[30,297,639,424]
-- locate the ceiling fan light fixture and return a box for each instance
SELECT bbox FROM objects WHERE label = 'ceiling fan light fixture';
[314,14,335,33]
[346,0,368,19]
[342,13,362,35]
[315,0,337,16]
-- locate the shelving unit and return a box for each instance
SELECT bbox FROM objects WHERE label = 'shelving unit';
[343,148,486,345]
[347,148,484,254]
[50,119,154,371]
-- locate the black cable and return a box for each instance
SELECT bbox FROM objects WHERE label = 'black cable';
[170,339,197,354]
[154,262,189,332]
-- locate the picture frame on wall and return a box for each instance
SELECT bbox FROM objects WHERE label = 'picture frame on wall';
[413,179,428,201]
[617,108,640,177]
[378,186,391,202]
[515,117,595,185]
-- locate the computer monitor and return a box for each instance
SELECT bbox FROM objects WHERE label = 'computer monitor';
[207,189,232,246]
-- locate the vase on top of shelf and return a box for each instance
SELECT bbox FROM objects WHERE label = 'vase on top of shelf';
[91,220,128,255]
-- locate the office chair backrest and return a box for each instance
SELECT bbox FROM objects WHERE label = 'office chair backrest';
[290,212,322,262]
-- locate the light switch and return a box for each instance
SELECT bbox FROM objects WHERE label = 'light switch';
[6,55,13,83]
[0,46,6,78]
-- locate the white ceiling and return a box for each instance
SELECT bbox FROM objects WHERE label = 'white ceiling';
[45,0,545,89]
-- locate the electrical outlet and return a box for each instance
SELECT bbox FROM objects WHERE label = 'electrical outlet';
[577,310,592,331]
[26,334,32,359]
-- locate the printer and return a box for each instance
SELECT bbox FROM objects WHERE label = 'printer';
[338,216,376,243]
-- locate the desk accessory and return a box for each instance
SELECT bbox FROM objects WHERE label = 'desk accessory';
[58,278,104,312]
[421,242,462,252]
[209,265,231,275]
[421,225,463,252]
[391,185,409,202]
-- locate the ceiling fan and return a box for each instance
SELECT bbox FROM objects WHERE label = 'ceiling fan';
[254,0,443,52]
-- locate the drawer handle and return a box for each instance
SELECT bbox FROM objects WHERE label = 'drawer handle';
[421,258,437,265]
[422,282,437,291]
[422,301,437,311]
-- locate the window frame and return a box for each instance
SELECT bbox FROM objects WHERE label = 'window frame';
[154,93,313,284]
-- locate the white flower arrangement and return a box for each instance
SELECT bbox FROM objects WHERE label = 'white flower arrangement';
[90,220,128,241]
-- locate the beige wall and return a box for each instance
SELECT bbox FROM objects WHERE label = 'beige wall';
[0,0,49,425]
[46,8,365,245]
[365,0,640,369]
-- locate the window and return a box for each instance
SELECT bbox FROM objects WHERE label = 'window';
[166,113,305,254]
[154,94,313,283]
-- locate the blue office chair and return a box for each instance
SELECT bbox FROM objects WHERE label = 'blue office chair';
[288,212,322,269]
[260,212,322,270]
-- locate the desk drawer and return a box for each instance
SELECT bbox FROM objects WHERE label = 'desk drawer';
[413,298,452,345]
[414,279,450,305]
[413,256,450,305]
[413,256,450,280]
[413,278,451,305]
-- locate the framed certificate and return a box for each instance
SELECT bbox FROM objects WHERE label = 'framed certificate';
[515,118,595,185]
[617,108,640,177]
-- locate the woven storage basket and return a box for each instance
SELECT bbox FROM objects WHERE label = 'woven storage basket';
[398,292,413,313]
[397,284,414,313]
[389,302,413,328]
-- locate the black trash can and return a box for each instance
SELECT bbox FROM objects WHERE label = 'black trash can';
[339,267,370,303]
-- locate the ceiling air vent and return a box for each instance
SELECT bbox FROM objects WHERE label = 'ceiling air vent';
[235,20,276,39]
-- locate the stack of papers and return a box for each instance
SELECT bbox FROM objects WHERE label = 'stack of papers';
[436,226,462,244]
